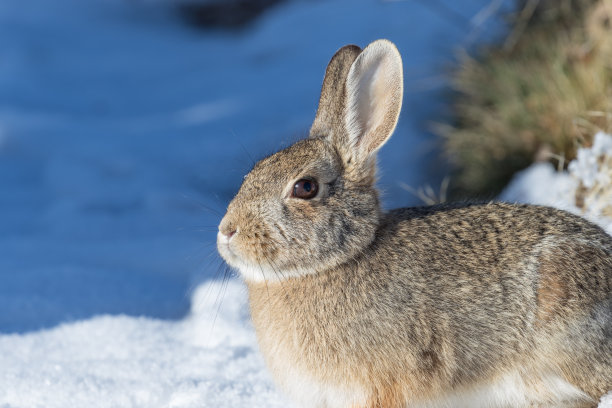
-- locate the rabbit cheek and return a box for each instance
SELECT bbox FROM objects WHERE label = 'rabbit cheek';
[238,225,277,262]
[286,199,319,220]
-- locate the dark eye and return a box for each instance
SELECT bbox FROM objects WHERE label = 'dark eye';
[292,178,318,199]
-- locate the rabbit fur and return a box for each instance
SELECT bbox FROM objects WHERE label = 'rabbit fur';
[217,40,612,408]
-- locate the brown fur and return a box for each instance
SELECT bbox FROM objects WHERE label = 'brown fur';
[217,40,612,407]
[246,204,611,406]
[537,254,571,324]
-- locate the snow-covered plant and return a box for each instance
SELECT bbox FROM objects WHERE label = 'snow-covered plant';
[570,132,612,220]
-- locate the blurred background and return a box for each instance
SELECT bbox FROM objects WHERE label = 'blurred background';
[6,0,608,334]
[3,3,612,406]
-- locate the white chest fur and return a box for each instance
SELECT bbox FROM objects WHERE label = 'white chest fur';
[414,370,589,408]
[268,357,588,408]
[264,350,368,408]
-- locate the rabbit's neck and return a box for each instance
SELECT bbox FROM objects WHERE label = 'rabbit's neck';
[245,255,415,386]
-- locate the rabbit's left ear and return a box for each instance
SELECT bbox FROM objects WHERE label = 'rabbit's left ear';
[310,44,362,140]
[343,39,403,164]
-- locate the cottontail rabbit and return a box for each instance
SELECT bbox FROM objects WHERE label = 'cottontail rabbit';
[217,40,612,408]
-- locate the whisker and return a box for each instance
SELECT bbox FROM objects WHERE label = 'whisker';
[262,253,290,295]
[181,193,224,217]
[181,225,220,230]
[191,256,227,309]
[210,262,233,334]
[183,228,221,234]
[182,240,220,264]
[231,129,256,167]
[256,260,271,304]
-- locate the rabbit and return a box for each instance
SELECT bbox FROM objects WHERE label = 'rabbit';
[216,39,612,408]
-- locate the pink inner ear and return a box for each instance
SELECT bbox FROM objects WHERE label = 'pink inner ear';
[344,40,403,161]
[365,61,393,141]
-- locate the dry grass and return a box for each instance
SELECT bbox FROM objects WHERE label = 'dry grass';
[440,0,612,198]
[399,177,450,205]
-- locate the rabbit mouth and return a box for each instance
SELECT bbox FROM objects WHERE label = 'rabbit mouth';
[216,232,269,279]
[217,233,239,262]
[216,233,316,282]
[217,229,323,281]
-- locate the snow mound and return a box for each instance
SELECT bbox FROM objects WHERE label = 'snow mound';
[569,131,612,189]
[501,132,612,235]
[0,279,289,408]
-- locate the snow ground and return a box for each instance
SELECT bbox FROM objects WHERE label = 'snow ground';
[0,281,288,407]
[1,0,610,406]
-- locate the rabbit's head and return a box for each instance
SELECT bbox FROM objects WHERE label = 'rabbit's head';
[218,40,403,282]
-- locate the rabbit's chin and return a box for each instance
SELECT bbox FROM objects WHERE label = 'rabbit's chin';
[232,261,317,283]
[217,240,316,283]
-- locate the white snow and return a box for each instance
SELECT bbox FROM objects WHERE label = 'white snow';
[602,393,612,408]
[569,132,612,189]
[1,0,610,406]
[501,132,612,235]
[0,280,289,407]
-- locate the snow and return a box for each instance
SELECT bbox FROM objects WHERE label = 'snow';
[501,132,612,235]
[0,280,288,407]
[0,0,610,406]
[569,132,612,189]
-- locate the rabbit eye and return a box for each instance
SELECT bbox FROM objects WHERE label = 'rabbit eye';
[292,178,318,199]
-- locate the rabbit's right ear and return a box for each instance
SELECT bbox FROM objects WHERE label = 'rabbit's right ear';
[343,40,403,165]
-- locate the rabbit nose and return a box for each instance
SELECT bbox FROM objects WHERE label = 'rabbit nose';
[219,219,237,240]
[223,229,236,239]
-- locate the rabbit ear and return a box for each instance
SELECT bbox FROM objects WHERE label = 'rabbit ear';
[343,39,403,164]
[310,44,362,140]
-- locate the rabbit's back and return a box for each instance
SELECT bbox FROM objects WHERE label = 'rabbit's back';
[385,202,612,401]
[383,202,611,328]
